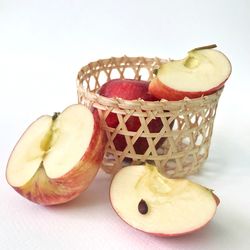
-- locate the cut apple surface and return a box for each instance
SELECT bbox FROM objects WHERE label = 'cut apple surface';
[6,104,106,205]
[149,45,232,101]
[110,164,219,236]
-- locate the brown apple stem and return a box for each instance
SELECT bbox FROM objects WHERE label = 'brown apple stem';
[190,44,217,52]
[153,68,158,76]
[52,112,60,121]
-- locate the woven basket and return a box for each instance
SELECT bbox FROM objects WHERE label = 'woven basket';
[77,56,223,178]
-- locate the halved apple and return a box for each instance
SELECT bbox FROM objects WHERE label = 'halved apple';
[110,164,219,237]
[6,104,106,205]
[149,45,232,101]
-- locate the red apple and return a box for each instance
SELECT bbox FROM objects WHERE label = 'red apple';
[6,104,106,205]
[98,79,165,155]
[99,79,158,101]
[110,164,219,237]
[149,45,232,101]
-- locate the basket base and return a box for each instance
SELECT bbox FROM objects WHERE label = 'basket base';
[101,139,210,178]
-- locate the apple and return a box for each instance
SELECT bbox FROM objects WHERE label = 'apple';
[6,104,106,205]
[149,44,232,101]
[110,164,219,237]
[99,79,159,102]
[98,79,164,155]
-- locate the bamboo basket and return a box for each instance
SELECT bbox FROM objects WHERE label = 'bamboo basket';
[77,56,223,177]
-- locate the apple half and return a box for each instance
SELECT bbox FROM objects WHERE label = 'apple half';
[6,104,106,205]
[149,45,232,101]
[110,164,219,236]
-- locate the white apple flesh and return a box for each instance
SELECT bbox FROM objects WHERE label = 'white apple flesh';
[110,164,219,237]
[6,104,106,205]
[149,45,232,101]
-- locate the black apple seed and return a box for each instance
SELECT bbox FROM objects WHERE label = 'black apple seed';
[138,199,148,215]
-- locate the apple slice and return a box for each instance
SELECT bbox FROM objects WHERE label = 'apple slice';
[110,164,219,236]
[6,104,106,205]
[149,45,232,101]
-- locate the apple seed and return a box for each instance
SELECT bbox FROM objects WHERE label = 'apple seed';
[138,199,148,215]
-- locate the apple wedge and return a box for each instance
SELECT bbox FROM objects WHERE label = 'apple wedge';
[149,45,232,101]
[110,164,219,237]
[6,104,106,205]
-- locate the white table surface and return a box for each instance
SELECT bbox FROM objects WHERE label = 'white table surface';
[1,1,250,249]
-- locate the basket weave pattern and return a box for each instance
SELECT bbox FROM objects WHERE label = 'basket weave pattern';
[77,56,222,177]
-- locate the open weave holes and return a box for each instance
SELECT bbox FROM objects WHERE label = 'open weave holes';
[77,56,223,177]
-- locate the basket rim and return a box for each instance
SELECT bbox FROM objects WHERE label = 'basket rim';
[79,87,223,104]
[78,85,223,112]
[77,55,223,110]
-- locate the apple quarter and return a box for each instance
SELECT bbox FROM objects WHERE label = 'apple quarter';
[110,165,218,236]
[149,46,232,101]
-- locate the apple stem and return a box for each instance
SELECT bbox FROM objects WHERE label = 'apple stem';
[52,112,60,121]
[153,68,158,76]
[39,161,44,169]
[190,44,217,52]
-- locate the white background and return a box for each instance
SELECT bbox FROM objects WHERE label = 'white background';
[1,0,250,249]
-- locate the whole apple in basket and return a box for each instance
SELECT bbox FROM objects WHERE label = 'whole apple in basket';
[98,79,166,155]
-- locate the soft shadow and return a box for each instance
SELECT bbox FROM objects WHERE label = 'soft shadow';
[190,133,242,181]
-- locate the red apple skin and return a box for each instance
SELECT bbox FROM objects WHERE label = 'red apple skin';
[149,78,226,101]
[8,111,107,206]
[109,178,220,237]
[98,79,159,101]
[212,192,220,206]
[99,79,165,155]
